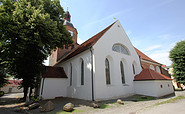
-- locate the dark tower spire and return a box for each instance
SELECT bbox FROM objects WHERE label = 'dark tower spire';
[63,8,74,28]
[64,8,71,22]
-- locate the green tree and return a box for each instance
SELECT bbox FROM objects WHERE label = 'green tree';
[0,59,8,88]
[169,40,185,84]
[0,0,72,100]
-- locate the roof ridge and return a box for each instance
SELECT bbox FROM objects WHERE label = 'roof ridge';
[134,47,161,64]
[55,21,117,64]
[80,21,117,46]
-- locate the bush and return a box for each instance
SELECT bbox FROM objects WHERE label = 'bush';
[0,91,4,97]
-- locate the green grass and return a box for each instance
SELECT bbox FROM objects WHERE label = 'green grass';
[56,109,84,114]
[155,95,185,106]
[99,104,112,109]
[98,101,125,109]
[134,96,156,102]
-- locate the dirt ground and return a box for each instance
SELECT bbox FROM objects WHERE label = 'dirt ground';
[0,91,185,114]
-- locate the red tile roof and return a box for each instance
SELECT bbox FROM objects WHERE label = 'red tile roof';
[42,66,68,78]
[55,21,116,65]
[134,47,161,64]
[134,69,172,81]
[8,80,22,86]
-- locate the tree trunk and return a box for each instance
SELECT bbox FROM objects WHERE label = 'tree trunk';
[29,87,33,99]
[23,86,28,101]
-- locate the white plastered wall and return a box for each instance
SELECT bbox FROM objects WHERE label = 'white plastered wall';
[40,78,68,99]
[56,50,93,100]
[134,80,174,97]
[1,86,23,93]
[93,21,142,100]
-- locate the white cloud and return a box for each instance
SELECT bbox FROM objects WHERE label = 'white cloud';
[145,45,162,51]
[148,52,171,66]
[77,38,84,44]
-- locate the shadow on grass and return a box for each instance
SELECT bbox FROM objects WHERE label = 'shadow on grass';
[56,109,84,114]
[0,97,22,105]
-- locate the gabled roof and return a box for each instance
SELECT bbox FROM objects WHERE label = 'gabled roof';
[134,69,172,81]
[8,80,22,86]
[42,66,68,78]
[134,47,161,65]
[56,21,116,65]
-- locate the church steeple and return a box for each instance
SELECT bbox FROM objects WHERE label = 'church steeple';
[64,10,71,22]
[63,9,74,28]
[49,9,78,66]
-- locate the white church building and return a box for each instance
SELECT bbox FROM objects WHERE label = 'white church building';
[39,11,174,101]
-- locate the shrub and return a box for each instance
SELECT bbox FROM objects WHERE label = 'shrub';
[0,91,4,97]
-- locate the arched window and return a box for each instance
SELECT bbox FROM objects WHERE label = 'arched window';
[150,65,155,71]
[112,44,129,55]
[70,63,72,86]
[81,59,84,85]
[156,66,161,73]
[120,61,125,84]
[132,64,135,74]
[105,58,111,85]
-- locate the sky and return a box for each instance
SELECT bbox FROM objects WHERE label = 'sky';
[45,0,185,66]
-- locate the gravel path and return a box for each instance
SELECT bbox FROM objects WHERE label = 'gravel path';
[0,91,185,114]
[84,91,185,114]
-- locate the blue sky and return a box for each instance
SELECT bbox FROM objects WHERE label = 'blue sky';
[45,0,185,66]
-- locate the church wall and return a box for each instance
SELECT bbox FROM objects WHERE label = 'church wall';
[40,78,68,99]
[134,80,174,97]
[56,50,93,100]
[93,21,142,100]
[141,60,162,73]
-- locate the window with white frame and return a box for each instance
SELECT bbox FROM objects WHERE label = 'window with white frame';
[132,64,135,74]
[105,58,111,85]
[150,65,155,71]
[120,61,125,84]
[112,44,129,55]
[81,59,84,85]
[70,63,72,86]
[156,66,161,73]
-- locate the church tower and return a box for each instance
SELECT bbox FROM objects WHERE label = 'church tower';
[49,10,78,66]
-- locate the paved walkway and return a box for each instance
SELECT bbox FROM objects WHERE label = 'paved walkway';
[1,93,23,99]
[138,99,185,114]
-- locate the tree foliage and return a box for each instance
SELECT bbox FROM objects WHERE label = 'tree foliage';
[0,57,8,88]
[0,0,72,98]
[169,40,185,84]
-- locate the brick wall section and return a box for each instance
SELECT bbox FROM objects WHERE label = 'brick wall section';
[161,68,171,78]
[141,61,160,71]
[49,25,78,66]
[141,60,171,77]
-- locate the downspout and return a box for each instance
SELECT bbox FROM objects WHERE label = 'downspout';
[90,47,94,101]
